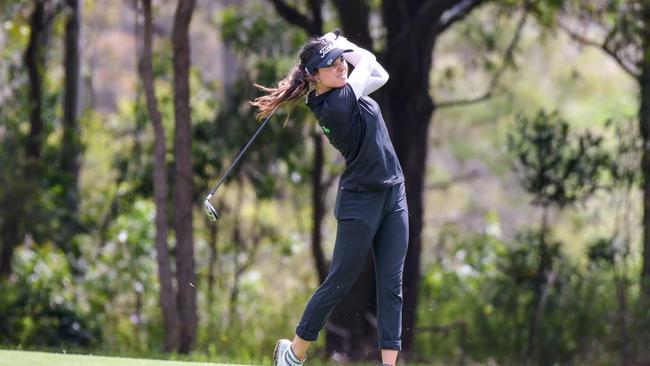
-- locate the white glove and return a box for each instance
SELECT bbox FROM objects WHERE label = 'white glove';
[334,36,374,66]
[320,32,338,44]
[333,35,350,49]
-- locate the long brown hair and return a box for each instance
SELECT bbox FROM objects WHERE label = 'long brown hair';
[250,37,326,119]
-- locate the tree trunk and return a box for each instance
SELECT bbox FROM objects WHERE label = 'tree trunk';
[325,259,377,359]
[59,0,82,255]
[138,0,179,352]
[228,184,244,326]
[378,0,487,354]
[380,26,437,353]
[382,89,431,355]
[311,132,328,283]
[527,207,551,365]
[262,1,371,355]
[269,0,487,358]
[320,6,379,356]
[330,0,372,49]
[24,1,48,163]
[638,5,650,360]
[220,0,240,90]
[1,0,50,279]
[172,0,197,354]
[615,270,630,366]
[207,217,218,330]
[0,215,19,279]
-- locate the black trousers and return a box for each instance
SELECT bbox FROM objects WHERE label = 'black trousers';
[295,182,409,350]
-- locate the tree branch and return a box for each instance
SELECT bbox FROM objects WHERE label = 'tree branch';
[434,0,487,35]
[436,8,527,109]
[323,154,345,190]
[45,1,66,26]
[557,20,639,78]
[385,0,456,53]
[307,0,322,35]
[267,0,318,35]
[330,0,372,49]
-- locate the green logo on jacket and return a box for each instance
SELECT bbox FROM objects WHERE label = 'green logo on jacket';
[321,125,330,134]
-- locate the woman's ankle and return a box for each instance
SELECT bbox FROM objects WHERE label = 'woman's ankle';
[289,345,306,362]
[290,335,310,361]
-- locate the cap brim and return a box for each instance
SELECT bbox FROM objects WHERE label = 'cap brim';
[313,48,353,69]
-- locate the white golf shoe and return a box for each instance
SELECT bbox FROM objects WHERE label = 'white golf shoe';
[273,339,304,366]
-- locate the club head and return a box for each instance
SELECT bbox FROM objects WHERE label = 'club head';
[204,199,220,221]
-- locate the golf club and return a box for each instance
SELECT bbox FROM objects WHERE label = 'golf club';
[204,29,341,222]
[204,108,277,221]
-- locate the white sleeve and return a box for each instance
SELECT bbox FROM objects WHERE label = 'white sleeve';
[335,36,389,100]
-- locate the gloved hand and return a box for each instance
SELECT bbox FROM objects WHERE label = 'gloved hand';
[320,31,338,44]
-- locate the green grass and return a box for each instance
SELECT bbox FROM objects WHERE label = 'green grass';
[0,350,256,366]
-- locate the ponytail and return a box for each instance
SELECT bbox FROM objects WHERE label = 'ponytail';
[250,65,313,119]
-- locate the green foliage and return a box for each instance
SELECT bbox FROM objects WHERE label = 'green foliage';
[415,227,621,364]
[0,66,28,231]
[194,3,313,202]
[528,0,564,28]
[530,0,644,72]
[607,118,642,188]
[0,21,85,258]
[507,110,609,208]
[73,199,162,353]
[436,4,525,94]
[413,109,628,364]
[0,244,99,348]
[587,237,618,266]
[219,4,307,56]
[2,1,646,364]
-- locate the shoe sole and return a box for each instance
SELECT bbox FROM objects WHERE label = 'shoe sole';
[273,339,281,366]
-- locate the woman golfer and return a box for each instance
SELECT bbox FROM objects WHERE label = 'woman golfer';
[251,31,409,366]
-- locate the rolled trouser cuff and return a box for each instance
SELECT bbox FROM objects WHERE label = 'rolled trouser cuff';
[295,325,319,342]
[379,340,401,350]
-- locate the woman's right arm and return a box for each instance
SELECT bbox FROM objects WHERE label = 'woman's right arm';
[333,36,389,100]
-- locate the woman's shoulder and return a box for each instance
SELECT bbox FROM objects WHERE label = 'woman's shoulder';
[308,84,354,109]
[308,84,357,123]
[324,84,356,109]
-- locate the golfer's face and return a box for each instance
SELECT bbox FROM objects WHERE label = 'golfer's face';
[317,55,348,88]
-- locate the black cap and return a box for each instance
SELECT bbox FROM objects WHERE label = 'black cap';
[303,42,352,75]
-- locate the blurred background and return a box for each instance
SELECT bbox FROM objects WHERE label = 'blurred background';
[1,0,649,365]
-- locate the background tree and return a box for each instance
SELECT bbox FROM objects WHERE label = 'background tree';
[1,0,62,278]
[507,110,609,365]
[267,0,331,287]
[264,0,380,357]
[595,119,643,365]
[267,0,527,357]
[58,0,83,254]
[137,0,179,352]
[459,1,650,361]
[199,7,315,353]
[529,1,650,360]
[1,0,646,363]
[172,0,197,354]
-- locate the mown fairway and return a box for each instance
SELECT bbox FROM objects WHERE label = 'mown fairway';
[0,350,253,366]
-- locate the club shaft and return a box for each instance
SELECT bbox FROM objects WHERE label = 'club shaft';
[208,110,276,196]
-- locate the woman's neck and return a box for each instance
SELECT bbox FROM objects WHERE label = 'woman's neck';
[315,83,332,96]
